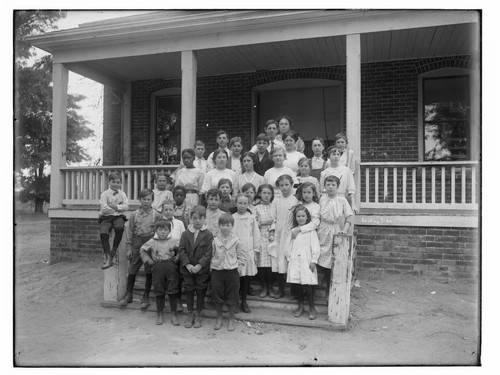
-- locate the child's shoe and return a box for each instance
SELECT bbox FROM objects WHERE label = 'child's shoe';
[171,312,180,326]
[119,292,133,306]
[259,287,268,298]
[193,312,202,328]
[227,319,236,331]
[293,303,304,318]
[274,290,284,299]
[308,307,317,320]
[184,312,194,328]
[101,256,114,270]
[140,294,150,310]
[268,288,276,299]
[176,297,184,312]
[214,317,223,330]
[247,285,255,296]
[240,302,251,313]
[156,311,164,325]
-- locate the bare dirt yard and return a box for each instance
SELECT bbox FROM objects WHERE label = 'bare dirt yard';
[14,214,480,367]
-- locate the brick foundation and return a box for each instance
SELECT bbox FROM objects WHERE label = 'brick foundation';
[50,218,103,263]
[356,226,479,280]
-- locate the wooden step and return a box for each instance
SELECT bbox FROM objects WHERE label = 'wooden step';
[101,300,345,331]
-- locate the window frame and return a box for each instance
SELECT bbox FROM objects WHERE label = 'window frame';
[149,87,182,165]
[418,67,474,162]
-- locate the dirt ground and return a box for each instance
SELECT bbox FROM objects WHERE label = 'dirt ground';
[13,214,480,367]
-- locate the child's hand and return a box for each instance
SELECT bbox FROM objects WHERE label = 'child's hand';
[173,254,179,263]
[253,248,260,253]
[291,227,300,239]
[309,262,316,273]
[108,203,118,210]
[185,264,194,273]
[192,264,202,274]
[147,259,155,267]
[268,235,275,242]
[126,246,132,260]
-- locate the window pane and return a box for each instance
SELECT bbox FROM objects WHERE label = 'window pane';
[423,76,470,161]
[156,96,181,165]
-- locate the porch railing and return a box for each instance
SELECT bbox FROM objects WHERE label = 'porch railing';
[60,165,179,206]
[59,161,479,212]
[359,161,479,211]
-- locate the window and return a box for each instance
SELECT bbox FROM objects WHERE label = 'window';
[253,79,343,156]
[422,75,470,161]
[150,88,181,165]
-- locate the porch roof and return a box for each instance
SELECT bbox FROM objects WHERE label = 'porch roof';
[28,10,479,85]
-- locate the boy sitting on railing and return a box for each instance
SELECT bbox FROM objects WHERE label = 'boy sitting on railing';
[98,172,129,269]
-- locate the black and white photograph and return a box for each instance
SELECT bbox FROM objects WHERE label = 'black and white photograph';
[12,4,487,368]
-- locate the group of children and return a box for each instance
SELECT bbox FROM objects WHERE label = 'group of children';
[98,116,357,331]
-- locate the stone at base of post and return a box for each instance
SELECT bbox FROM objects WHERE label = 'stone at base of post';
[327,234,354,326]
[103,233,127,302]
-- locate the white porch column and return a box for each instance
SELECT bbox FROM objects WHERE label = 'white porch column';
[181,50,197,150]
[346,34,362,213]
[122,82,132,165]
[50,63,69,209]
[346,34,361,162]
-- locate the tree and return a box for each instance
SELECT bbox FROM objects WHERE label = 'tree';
[15,11,94,213]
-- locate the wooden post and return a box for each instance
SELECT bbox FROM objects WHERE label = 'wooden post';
[181,50,197,150]
[328,235,354,327]
[50,63,69,209]
[103,231,128,302]
[346,34,361,212]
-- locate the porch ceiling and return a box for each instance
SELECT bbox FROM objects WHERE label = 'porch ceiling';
[72,22,478,82]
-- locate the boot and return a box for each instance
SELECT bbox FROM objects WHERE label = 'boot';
[240,301,250,313]
[308,306,317,320]
[274,275,285,299]
[101,255,114,270]
[156,311,164,325]
[119,275,136,306]
[156,295,165,325]
[268,286,276,299]
[184,311,194,328]
[140,293,150,310]
[169,295,180,326]
[119,292,133,306]
[110,247,118,262]
[308,286,316,320]
[259,284,268,298]
[214,316,223,330]
[193,312,202,328]
[228,305,236,331]
[293,303,304,318]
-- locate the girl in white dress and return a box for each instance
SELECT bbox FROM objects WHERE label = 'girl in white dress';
[174,149,204,210]
[264,146,298,199]
[317,175,354,297]
[319,146,356,210]
[234,152,266,194]
[254,184,275,298]
[232,194,261,313]
[282,130,306,175]
[286,205,320,320]
[269,174,299,299]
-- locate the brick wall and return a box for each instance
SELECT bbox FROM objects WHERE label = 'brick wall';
[50,218,102,263]
[102,87,123,166]
[356,226,479,280]
[106,56,472,165]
